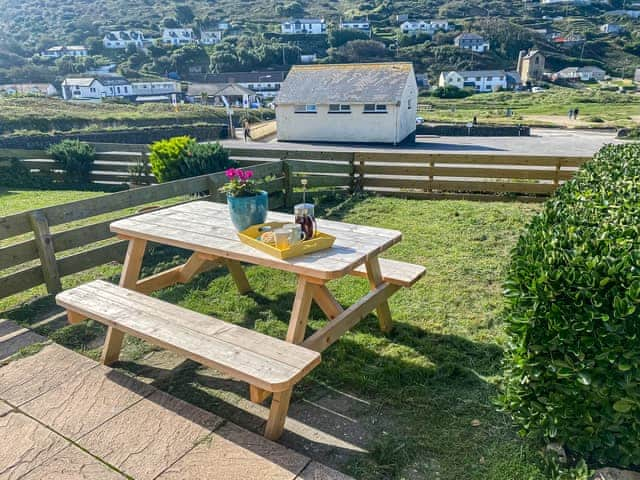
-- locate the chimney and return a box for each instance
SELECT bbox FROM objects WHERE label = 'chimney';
[517,50,526,74]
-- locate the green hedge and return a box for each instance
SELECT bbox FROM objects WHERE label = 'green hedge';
[500,143,640,467]
[149,136,235,183]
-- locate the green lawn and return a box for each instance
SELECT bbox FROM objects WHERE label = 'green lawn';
[2,193,547,479]
[0,188,105,217]
[420,86,640,128]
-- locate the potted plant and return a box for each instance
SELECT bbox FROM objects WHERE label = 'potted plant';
[219,168,268,231]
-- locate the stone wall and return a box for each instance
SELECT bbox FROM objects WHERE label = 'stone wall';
[0,124,228,149]
[416,124,531,137]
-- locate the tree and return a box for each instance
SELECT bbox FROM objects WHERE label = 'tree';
[329,40,389,63]
[175,5,195,25]
[170,44,209,75]
[328,29,369,48]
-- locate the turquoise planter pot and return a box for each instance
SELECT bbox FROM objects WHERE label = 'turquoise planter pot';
[227,191,269,231]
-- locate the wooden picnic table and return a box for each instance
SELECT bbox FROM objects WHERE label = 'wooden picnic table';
[107,200,417,402]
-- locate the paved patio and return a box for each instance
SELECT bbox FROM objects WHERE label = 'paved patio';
[0,320,352,480]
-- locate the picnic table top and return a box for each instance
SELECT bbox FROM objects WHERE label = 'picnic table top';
[110,201,402,280]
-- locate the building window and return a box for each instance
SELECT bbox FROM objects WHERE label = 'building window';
[364,104,387,113]
[408,98,412,109]
[329,104,351,113]
[294,104,317,113]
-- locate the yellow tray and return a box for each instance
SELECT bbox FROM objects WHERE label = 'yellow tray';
[238,222,335,259]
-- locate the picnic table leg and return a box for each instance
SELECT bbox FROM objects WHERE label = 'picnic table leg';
[102,238,147,366]
[225,259,252,294]
[311,284,344,320]
[264,389,293,440]
[250,276,314,405]
[365,257,393,333]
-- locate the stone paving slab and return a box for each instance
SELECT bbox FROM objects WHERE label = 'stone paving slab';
[0,343,96,406]
[0,412,69,479]
[21,364,155,440]
[20,445,127,480]
[156,421,310,480]
[296,461,355,480]
[79,390,223,480]
[0,319,46,362]
[0,400,11,416]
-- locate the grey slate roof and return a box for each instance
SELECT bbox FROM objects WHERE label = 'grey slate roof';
[275,63,414,105]
[188,83,254,96]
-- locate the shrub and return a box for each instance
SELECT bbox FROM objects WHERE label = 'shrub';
[500,144,640,468]
[47,140,95,184]
[148,136,234,183]
[430,86,474,99]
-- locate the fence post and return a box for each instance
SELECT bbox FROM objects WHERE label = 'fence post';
[554,160,561,189]
[283,160,293,208]
[29,210,62,295]
[427,160,435,193]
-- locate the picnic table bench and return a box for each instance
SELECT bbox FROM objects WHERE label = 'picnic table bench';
[55,201,424,440]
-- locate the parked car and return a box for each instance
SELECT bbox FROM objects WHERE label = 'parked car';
[531,87,546,93]
[416,116,425,125]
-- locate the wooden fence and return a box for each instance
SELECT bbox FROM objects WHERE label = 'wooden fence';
[0,143,594,301]
[1,144,590,198]
[0,161,285,300]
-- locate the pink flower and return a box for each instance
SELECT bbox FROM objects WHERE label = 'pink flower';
[225,168,235,179]
[244,170,254,179]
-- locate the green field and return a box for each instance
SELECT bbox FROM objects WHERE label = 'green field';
[1,189,554,479]
[421,86,640,128]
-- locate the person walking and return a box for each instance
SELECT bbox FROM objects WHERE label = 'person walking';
[472,115,478,126]
[568,109,574,120]
[573,108,579,120]
[243,119,252,142]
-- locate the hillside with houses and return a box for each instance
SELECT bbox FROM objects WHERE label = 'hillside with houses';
[1,0,639,89]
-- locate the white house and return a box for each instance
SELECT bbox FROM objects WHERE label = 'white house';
[41,45,89,58]
[0,83,58,96]
[61,77,132,100]
[454,33,490,52]
[130,81,181,102]
[554,66,607,81]
[103,31,145,49]
[599,23,623,34]
[275,63,418,144]
[339,18,370,32]
[162,28,195,46]
[200,31,223,45]
[201,71,288,94]
[400,20,450,35]
[281,19,326,34]
[439,70,508,92]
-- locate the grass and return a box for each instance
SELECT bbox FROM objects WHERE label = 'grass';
[0,188,105,217]
[1,190,549,479]
[420,85,640,128]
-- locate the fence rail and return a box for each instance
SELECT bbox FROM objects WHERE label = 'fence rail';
[0,161,285,300]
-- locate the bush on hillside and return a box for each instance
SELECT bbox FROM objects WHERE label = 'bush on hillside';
[430,85,475,99]
[47,140,96,184]
[500,144,640,468]
[149,136,234,183]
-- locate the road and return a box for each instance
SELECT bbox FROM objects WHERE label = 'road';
[222,128,622,157]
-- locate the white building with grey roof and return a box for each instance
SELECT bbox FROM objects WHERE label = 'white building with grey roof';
[439,70,509,92]
[274,63,418,144]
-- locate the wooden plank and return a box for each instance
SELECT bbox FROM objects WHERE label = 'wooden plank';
[303,283,400,352]
[0,149,49,159]
[225,259,252,294]
[0,239,38,270]
[355,151,590,167]
[135,265,182,294]
[228,148,354,162]
[265,389,293,440]
[363,164,571,181]
[366,189,547,203]
[311,284,344,320]
[0,174,211,241]
[52,219,115,253]
[286,277,315,344]
[293,175,351,188]
[56,280,321,391]
[286,160,351,175]
[363,177,556,194]
[29,211,62,294]
[0,265,44,299]
[365,257,393,333]
[351,258,425,287]
[56,241,128,277]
